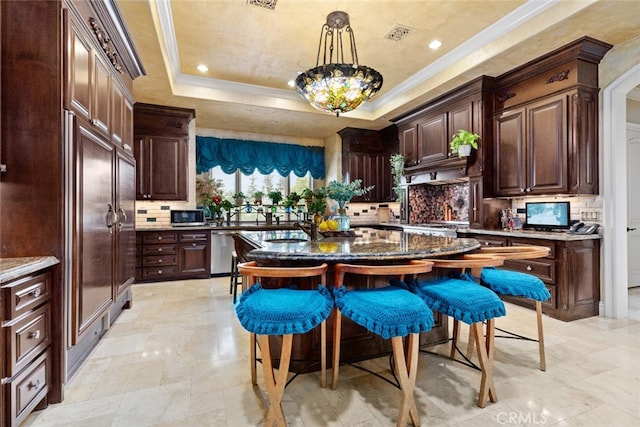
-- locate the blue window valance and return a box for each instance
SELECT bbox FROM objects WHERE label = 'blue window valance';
[196,136,325,178]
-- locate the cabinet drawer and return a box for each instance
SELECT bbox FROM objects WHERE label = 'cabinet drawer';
[2,272,51,320]
[141,232,178,244]
[179,232,209,242]
[142,255,177,267]
[476,236,507,247]
[7,350,49,426]
[504,258,556,284]
[142,266,178,279]
[142,244,177,256]
[5,305,51,377]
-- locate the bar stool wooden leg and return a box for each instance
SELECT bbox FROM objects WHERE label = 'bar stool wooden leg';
[393,333,420,427]
[450,319,460,359]
[250,333,258,385]
[536,301,546,371]
[320,320,327,388]
[331,310,342,390]
[472,320,497,408]
[259,334,293,427]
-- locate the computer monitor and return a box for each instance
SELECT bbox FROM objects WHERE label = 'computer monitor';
[524,202,570,230]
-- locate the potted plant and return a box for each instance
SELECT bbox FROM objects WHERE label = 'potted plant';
[232,191,246,206]
[252,190,264,205]
[325,179,374,230]
[302,188,315,209]
[450,129,480,158]
[267,190,283,205]
[390,153,404,203]
[308,188,327,223]
[283,191,301,212]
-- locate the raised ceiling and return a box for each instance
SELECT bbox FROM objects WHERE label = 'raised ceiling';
[117,0,640,140]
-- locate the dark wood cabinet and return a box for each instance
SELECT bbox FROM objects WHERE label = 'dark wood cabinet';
[393,77,493,181]
[2,261,58,427]
[459,232,600,321]
[492,37,611,196]
[115,152,136,296]
[494,94,568,196]
[339,127,397,203]
[133,103,195,201]
[137,230,211,281]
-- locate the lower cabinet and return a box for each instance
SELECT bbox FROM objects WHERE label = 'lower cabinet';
[2,268,54,427]
[136,230,211,282]
[461,233,601,321]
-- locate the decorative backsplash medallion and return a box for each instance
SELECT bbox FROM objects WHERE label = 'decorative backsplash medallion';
[408,183,469,223]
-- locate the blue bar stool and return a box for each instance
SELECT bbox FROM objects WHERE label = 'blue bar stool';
[468,246,551,371]
[331,262,435,427]
[235,261,333,427]
[409,256,506,408]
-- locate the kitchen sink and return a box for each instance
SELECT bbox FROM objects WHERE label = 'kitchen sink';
[265,238,308,243]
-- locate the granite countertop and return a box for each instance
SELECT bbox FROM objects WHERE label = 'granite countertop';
[457,227,602,241]
[239,227,481,263]
[0,256,60,284]
[135,223,300,232]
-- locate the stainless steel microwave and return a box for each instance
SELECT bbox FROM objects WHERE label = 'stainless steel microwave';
[170,209,206,226]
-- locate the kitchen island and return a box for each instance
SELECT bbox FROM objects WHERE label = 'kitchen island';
[233,227,481,372]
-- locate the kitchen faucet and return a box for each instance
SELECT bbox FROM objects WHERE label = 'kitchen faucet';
[294,220,318,241]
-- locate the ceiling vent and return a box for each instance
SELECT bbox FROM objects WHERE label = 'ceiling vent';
[247,0,277,10]
[384,24,415,42]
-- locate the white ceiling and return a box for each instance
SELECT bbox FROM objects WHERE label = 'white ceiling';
[117,0,640,140]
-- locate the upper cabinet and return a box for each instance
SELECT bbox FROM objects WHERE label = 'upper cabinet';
[339,127,398,203]
[492,37,611,196]
[133,103,195,201]
[393,77,494,181]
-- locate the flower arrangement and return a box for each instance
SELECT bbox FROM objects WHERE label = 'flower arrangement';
[325,179,374,209]
[196,177,232,217]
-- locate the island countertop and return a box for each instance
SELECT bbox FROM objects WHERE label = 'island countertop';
[238,227,481,264]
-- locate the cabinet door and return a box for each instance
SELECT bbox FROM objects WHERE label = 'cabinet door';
[177,233,210,278]
[115,151,136,295]
[527,96,567,194]
[65,15,92,120]
[91,54,111,137]
[399,123,418,166]
[135,135,188,200]
[418,113,448,163]
[494,108,525,196]
[73,120,115,343]
[449,102,473,155]
[468,176,483,228]
[111,81,124,146]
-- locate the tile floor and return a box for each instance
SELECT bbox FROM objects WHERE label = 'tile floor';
[25,280,640,427]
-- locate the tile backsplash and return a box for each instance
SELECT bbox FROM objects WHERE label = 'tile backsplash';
[408,183,469,223]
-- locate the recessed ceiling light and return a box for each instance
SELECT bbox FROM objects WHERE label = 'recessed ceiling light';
[429,40,442,50]
[197,64,209,72]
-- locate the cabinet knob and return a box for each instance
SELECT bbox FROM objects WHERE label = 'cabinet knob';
[29,330,41,340]
[520,188,526,193]
[485,242,490,246]
[91,118,98,126]
[158,259,163,263]
[31,287,42,298]
[28,380,41,391]
[526,187,532,193]
[526,265,532,271]
[158,269,163,274]
[158,248,163,252]
[192,243,196,247]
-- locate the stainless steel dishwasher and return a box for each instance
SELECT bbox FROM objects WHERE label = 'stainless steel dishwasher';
[210,230,235,276]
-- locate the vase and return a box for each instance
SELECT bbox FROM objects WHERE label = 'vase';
[337,209,350,231]
[457,144,472,157]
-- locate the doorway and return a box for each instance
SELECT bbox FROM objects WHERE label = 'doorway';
[627,123,640,288]
[602,63,640,318]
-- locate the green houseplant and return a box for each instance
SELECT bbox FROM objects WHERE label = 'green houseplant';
[267,190,283,205]
[325,179,374,231]
[449,129,480,158]
[252,190,264,205]
[389,153,404,203]
[232,191,246,206]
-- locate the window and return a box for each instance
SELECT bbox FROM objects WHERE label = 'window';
[198,166,312,223]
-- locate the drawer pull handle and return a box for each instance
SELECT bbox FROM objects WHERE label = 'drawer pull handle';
[29,330,41,340]
[158,259,163,263]
[158,248,163,252]
[28,379,41,391]
[32,288,42,298]
[526,265,532,271]
[158,269,163,274]
[158,236,163,240]
[192,243,196,247]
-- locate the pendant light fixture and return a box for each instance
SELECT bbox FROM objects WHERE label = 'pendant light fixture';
[294,11,383,117]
